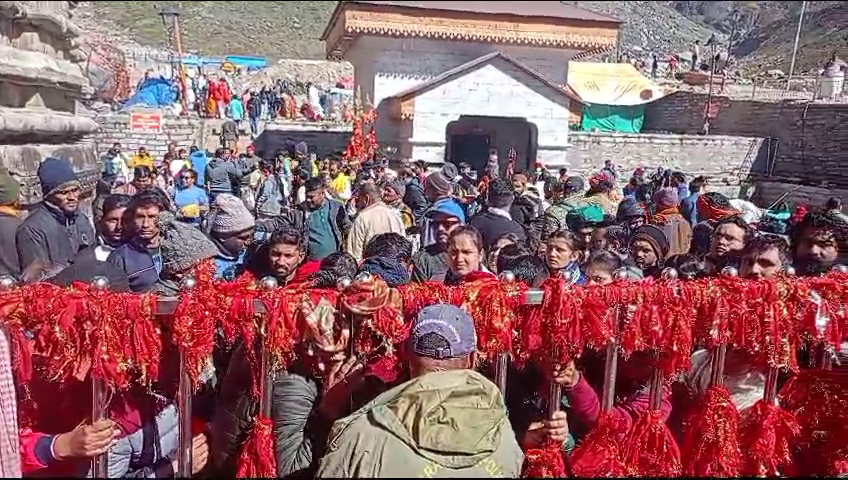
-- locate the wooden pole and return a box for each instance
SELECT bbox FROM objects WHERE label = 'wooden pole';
[171,13,190,116]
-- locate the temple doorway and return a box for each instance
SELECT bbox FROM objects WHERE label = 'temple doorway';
[445,115,538,177]
[449,133,490,174]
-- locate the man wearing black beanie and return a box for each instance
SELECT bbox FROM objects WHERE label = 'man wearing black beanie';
[16,157,94,272]
[629,224,670,278]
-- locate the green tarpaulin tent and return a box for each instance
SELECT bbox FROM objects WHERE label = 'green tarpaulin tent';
[580,103,645,133]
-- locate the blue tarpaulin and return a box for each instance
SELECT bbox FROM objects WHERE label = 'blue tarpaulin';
[182,55,222,67]
[122,77,177,109]
[225,55,267,69]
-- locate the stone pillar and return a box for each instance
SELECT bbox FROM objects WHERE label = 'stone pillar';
[0,1,99,208]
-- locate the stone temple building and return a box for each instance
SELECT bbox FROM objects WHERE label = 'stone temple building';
[0,1,98,208]
[321,0,620,175]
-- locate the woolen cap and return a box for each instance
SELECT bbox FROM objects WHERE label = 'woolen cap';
[616,197,646,221]
[386,179,406,198]
[157,211,220,275]
[211,194,255,236]
[630,224,671,259]
[424,172,452,197]
[653,187,680,210]
[0,167,21,206]
[38,157,80,196]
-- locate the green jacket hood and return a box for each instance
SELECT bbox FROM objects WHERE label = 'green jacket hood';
[366,369,509,470]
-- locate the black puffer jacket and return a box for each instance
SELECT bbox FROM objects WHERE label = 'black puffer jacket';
[402,177,428,226]
[16,202,94,272]
[510,193,542,230]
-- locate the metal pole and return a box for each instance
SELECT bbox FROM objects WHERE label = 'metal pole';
[91,378,109,477]
[786,0,807,92]
[259,277,278,418]
[600,337,619,412]
[495,353,509,396]
[90,277,110,478]
[176,350,193,477]
[176,276,197,478]
[171,14,190,116]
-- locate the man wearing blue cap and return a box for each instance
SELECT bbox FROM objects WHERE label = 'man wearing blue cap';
[317,304,523,478]
[411,197,466,282]
[16,157,94,272]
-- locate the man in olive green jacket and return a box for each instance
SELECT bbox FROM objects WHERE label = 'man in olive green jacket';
[317,304,524,478]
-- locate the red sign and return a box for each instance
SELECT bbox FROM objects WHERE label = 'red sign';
[129,111,163,132]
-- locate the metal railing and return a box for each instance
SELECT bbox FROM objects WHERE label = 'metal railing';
[3,263,845,477]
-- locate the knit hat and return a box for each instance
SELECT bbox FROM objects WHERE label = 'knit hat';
[294,141,308,157]
[564,176,584,194]
[38,157,79,196]
[211,194,256,235]
[441,162,460,182]
[157,211,219,275]
[386,178,406,198]
[616,197,646,221]
[0,167,21,206]
[424,172,452,197]
[630,224,670,259]
[653,187,679,210]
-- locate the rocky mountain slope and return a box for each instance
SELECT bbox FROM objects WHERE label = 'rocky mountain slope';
[72,1,845,74]
[668,1,846,73]
[730,2,848,74]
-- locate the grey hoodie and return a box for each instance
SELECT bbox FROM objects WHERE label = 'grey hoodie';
[205,157,252,196]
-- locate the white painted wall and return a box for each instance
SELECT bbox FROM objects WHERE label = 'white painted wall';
[347,36,580,109]
[398,58,571,169]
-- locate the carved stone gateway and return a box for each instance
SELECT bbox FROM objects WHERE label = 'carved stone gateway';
[0,1,99,207]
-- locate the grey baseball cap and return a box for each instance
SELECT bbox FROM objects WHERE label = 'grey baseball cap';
[409,304,477,359]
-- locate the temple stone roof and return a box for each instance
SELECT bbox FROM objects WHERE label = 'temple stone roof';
[345,1,621,24]
[322,0,621,59]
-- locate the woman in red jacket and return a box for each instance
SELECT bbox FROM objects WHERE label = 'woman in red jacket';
[438,226,496,285]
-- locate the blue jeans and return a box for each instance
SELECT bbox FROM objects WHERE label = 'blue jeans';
[250,116,259,135]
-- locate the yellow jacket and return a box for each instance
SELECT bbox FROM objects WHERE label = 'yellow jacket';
[127,153,154,170]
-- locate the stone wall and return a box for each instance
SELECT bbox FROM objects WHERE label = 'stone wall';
[567,132,763,197]
[93,113,209,158]
[643,91,848,189]
[93,113,353,161]
[1,1,99,206]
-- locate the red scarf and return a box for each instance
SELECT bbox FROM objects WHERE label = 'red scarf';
[697,195,738,222]
[652,206,681,225]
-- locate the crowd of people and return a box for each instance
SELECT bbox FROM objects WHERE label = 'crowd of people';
[0,137,845,477]
[182,72,348,134]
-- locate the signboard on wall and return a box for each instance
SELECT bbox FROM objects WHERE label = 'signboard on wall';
[129,111,163,132]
